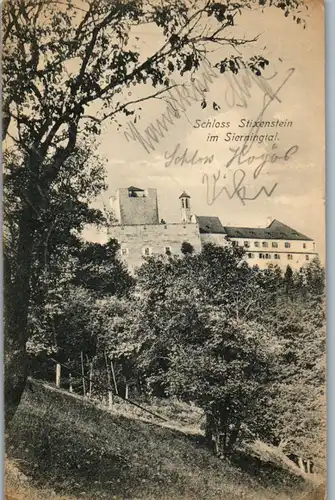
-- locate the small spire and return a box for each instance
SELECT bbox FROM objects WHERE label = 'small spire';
[179,191,191,199]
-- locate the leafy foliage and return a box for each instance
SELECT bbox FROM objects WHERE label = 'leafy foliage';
[93,249,325,464]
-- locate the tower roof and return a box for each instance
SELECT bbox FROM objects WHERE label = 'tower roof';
[128,186,144,192]
[179,191,191,199]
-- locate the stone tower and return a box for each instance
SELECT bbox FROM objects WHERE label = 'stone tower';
[110,187,159,225]
[179,191,191,223]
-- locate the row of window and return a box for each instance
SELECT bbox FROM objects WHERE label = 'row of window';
[248,253,310,261]
[121,247,171,256]
[122,247,311,261]
[241,241,307,249]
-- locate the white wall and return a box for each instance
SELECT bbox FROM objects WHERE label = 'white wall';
[230,238,317,270]
[109,222,202,271]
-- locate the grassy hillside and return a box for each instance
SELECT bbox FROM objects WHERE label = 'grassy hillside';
[5,380,323,500]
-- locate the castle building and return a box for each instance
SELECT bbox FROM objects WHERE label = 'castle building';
[108,187,318,271]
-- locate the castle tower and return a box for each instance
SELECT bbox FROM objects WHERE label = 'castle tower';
[179,191,191,223]
[110,187,159,225]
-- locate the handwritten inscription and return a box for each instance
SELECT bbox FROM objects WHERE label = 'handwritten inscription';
[202,142,298,206]
[202,67,297,205]
[164,143,214,168]
[123,62,293,154]
[226,143,299,179]
[203,169,278,206]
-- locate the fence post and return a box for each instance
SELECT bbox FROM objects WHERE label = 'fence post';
[104,350,113,409]
[89,357,94,397]
[80,351,86,397]
[111,360,118,395]
[56,363,61,388]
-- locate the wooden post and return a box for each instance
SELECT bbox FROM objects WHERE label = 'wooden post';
[89,357,94,397]
[104,350,113,409]
[111,360,118,395]
[108,390,113,410]
[80,351,86,397]
[56,363,61,388]
[298,457,305,472]
[69,373,73,393]
[306,459,311,474]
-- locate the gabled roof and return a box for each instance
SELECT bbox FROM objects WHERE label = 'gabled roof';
[223,219,312,241]
[267,219,312,240]
[179,191,191,199]
[196,216,226,234]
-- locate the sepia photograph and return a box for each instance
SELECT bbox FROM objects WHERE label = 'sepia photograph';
[2,0,326,499]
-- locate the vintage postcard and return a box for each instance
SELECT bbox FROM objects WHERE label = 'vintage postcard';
[3,0,326,499]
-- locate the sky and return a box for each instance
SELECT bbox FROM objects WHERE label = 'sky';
[83,0,325,262]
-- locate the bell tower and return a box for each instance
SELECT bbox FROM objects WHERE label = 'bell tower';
[179,191,191,223]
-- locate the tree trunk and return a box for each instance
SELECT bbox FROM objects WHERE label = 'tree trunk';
[227,423,241,454]
[4,205,35,429]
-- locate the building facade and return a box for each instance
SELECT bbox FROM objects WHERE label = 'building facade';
[108,187,318,271]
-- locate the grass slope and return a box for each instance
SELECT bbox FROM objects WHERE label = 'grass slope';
[6,380,320,500]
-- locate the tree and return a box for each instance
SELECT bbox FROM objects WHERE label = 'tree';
[4,139,108,423]
[114,245,278,453]
[181,241,195,255]
[256,260,326,470]
[71,238,134,297]
[3,0,306,423]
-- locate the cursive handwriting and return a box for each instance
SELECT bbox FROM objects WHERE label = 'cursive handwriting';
[202,169,278,206]
[226,143,299,179]
[123,61,292,154]
[231,67,296,161]
[202,67,297,206]
[164,143,214,167]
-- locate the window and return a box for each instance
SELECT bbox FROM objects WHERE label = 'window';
[248,253,254,259]
[259,253,264,259]
[121,248,128,256]
[182,199,185,208]
[254,241,260,248]
[272,242,278,248]
[287,254,293,260]
[265,253,271,259]
[262,241,268,248]
[303,243,306,249]
[165,246,172,255]
[244,241,250,248]
[232,241,238,247]
[285,242,291,248]
[274,254,280,260]
[143,247,151,256]
[306,254,310,261]
[185,199,189,209]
